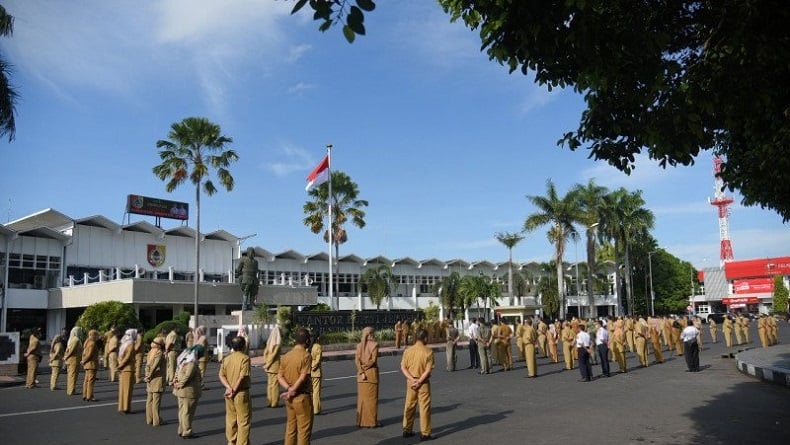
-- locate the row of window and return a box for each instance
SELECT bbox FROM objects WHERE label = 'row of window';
[0,252,62,271]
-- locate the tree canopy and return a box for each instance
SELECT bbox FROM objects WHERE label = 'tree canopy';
[296,0,790,220]
[76,301,141,333]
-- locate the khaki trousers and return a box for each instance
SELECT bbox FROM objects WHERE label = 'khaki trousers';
[146,391,163,425]
[612,342,627,372]
[135,354,144,383]
[626,331,635,352]
[25,356,39,387]
[402,382,431,436]
[266,372,280,407]
[651,338,664,363]
[177,396,198,436]
[50,365,61,390]
[524,344,537,377]
[635,337,649,367]
[226,389,252,445]
[83,369,96,399]
[284,393,313,445]
[118,370,133,412]
[108,352,118,382]
[723,328,732,347]
[166,351,177,384]
[66,362,79,395]
[563,342,574,370]
[311,377,322,414]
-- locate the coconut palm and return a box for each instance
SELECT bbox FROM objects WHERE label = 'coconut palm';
[599,188,655,315]
[433,271,462,320]
[459,274,500,321]
[153,117,238,325]
[303,170,368,303]
[572,179,608,317]
[524,179,580,319]
[360,264,397,310]
[495,232,524,304]
[0,5,18,141]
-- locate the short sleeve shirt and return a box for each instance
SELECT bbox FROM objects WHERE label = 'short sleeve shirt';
[280,344,311,394]
[219,350,251,391]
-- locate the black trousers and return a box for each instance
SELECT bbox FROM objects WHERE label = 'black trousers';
[468,339,480,368]
[578,347,593,380]
[597,344,610,376]
[683,341,700,371]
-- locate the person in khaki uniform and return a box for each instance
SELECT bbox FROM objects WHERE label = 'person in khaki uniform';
[757,315,769,348]
[263,326,282,408]
[723,316,734,347]
[768,315,778,346]
[24,327,42,388]
[648,318,664,364]
[498,321,513,371]
[81,329,99,401]
[522,317,538,377]
[537,319,549,358]
[144,337,166,426]
[356,327,380,427]
[49,328,67,390]
[515,321,526,362]
[310,332,323,415]
[693,317,704,350]
[662,316,673,350]
[477,320,492,374]
[709,318,718,343]
[611,322,628,373]
[117,328,136,414]
[490,322,501,368]
[134,328,145,384]
[395,321,404,349]
[102,325,115,371]
[674,317,686,355]
[195,326,209,386]
[624,316,635,353]
[742,315,751,344]
[277,328,313,445]
[634,317,649,367]
[220,336,252,445]
[64,326,83,396]
[185,327,195,349]
[165,326,180,385]
[548,322,559,363]
[107,328,119,382]
[400,329,435,441]
[173,345,204,439]
[561,321,575,370]
[733,315,745,345]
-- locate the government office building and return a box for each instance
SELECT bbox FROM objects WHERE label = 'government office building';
[2,208,644,342]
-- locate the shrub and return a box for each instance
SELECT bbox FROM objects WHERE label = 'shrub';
[142,319,189,348]
[77,301,141,333]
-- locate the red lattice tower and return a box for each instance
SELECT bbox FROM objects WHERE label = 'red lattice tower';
[709,157,734,266]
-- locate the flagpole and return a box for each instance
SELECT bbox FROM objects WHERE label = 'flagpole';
[326,144,334,310]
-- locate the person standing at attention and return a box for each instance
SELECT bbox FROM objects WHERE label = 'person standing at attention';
[355,327,380,428]
[522,317,538,378]
[681,319,701,372]
[709,317,718,343]
[144,336,166,427]
[64,326,83,396]
[467,318,480,369]
[445,323,459,372]
[117,328,137,414]
[277,328,313,445]
[24,327,42,388]
[173,345,204,439]
[264,325,283,408]
[401,329,435,441]
[561,321,575,371]
[107,327,120,383]
[165,326,180,386]
[49,328,67,390]
[595,320,611,378]
[195,325,209,386]
[310,331,323,416]
[134,327,145,384]
[220,336,252,445]
[477,320,492,375]
[81,328,99,401]
[575,324,593,382]
[395,321,404,349]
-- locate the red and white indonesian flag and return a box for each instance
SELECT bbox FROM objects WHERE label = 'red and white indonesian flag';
[305,155,330,191]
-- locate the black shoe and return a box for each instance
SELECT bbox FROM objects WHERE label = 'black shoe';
[403,431,415,438]
[420,435,434,441]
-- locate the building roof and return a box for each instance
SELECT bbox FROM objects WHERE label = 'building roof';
[76,215,122,232]
[205,229,239,242]
[4,208,73,232]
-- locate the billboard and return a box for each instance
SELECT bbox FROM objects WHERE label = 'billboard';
[126,194,188,221]
[733,278,774,294]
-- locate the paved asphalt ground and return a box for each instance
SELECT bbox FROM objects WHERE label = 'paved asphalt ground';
[1,324,788,445]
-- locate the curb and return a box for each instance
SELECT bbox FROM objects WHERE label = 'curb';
[735,348,790,387]
[0,376,25,388]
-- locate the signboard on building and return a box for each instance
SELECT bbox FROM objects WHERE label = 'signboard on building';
[721,297,760,305]
[126,194,189,221]
[147,244,167,268]
[733,278,774,294]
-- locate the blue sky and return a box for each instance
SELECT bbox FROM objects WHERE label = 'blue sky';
[1,0,787,269]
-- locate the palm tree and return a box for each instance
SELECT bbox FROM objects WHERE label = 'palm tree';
[360,264,396,310]
[303,170,368,305]
[153,117,239,326]
[459,274,500,321]
[572,179,608,317]
[599,188,655,315]
[524,179,580,319]
[495,232,524,304]
[433,271,462,320]
[0,6,18,141]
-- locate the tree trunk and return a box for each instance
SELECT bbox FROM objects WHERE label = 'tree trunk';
[193,184,200,328]
[586,229,596,318]
[556,246,565,319]
[507,248,514,304]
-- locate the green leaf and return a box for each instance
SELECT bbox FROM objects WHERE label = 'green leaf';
[356,0,376,12]
[291,0,309,15]
[342,25,356,43]
[347,6,366,35]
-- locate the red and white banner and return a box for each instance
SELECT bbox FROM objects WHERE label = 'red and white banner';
[733,278,774,294]
[722,296,759,305]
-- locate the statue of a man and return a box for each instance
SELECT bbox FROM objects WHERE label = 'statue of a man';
[235,247,260,310]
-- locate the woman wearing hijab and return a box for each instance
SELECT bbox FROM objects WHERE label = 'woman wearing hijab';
[263,326,282,408]
[173,345,204,438]
[311,330,323,415]
[49,328,67,390]
[548,323,559,363]
[355,326,380,428]
[194,325,209,384]
[144,336,166,426]
[117,328,137,413]
[81,328,100,401]
[64,326,83,396]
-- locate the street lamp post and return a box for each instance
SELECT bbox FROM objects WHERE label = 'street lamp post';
[574,240,581,318]
[647,249,661,317]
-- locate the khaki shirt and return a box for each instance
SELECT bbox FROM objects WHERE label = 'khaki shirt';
[522,324,538,345]
[279,344,311,394]
[81,337,99,370]
[219,350,251,392]
[173,361,202,399]
[50,339,65,367]
[145,348,165,393]
[401,341,435,380]
[311,343,322,378]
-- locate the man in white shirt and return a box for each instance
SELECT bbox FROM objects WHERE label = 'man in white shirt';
[575,324,593,382]
[467,319,480,369]
[681,320,701,372]
[595,320,611,377]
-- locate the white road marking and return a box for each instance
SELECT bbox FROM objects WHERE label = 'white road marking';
[324,369,399,381]
[0,398,146,418]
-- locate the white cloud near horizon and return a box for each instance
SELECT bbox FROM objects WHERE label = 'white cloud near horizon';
[265,144,315,177]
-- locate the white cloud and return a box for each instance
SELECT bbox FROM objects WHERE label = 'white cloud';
[265,143,315,177]
[287,82,317,95]
[287,44,312,63]
[518,84,559,115]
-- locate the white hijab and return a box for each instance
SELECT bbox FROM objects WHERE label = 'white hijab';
[118,328,137,358]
